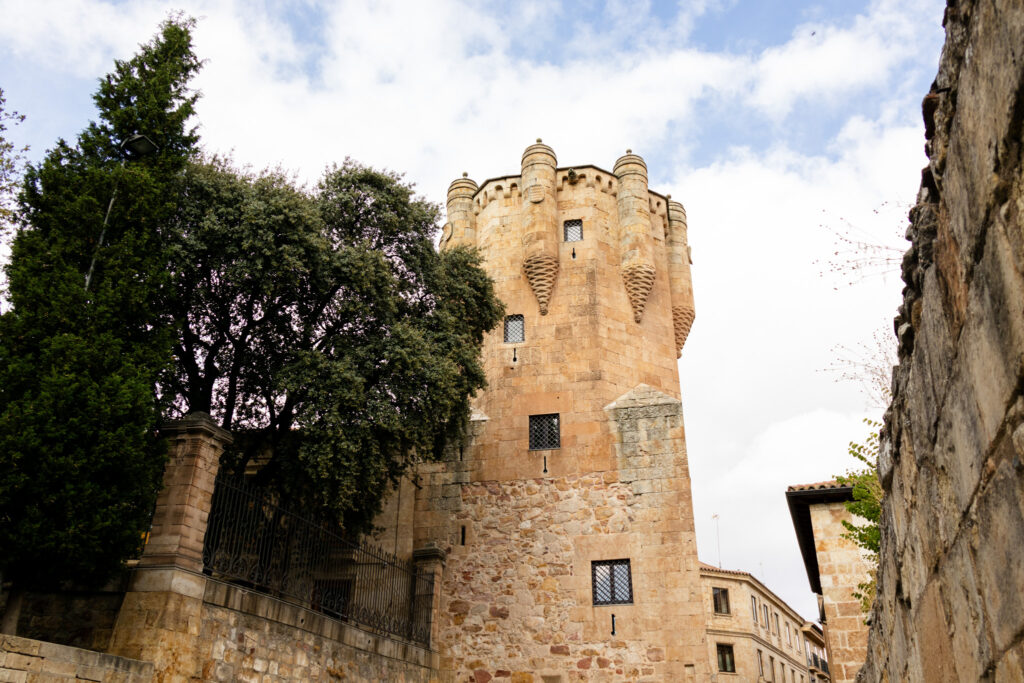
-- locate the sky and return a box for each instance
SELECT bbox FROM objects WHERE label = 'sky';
[0,0,947,624]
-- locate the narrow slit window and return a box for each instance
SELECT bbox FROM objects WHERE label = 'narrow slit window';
[529,413,560,450]
[504,314,525,343]
[592,559,632,605]
[563,219,583,242]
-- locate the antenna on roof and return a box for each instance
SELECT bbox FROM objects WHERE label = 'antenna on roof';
[712,513,721,568]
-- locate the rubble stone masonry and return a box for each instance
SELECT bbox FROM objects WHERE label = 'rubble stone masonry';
[859,1,1024,680]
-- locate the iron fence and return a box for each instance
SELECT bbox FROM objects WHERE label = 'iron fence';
[202,474,434,645]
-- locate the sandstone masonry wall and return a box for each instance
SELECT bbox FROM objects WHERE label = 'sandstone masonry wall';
[401,146,707,682]
[860,1,1024,680]
[808,502,868,682]
[193,581,438,683]
[0,634,153,683]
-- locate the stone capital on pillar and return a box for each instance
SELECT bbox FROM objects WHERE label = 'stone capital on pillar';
[138,412,233,571]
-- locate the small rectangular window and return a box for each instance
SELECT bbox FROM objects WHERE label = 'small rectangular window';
[751,596,758,625]
[763,604,769,626]
[504,314,525,343]
[563,219,583,242]
[768,656,775,682]
[716,644,735,673]
[592,559,632,605]
[757,650,764,676]
[712,587,730,614]
[529,413,560,450]
[774,612,780,634]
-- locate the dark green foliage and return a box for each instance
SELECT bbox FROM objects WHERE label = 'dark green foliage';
[0,17,201,588]
[835,418,882,613]
[166,158,503,534]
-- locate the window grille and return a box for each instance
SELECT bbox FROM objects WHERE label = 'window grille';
[504,314,525,343]
[591,559,633,605]
[713,587,730,614]
[717,644,736,673]
[563,219,583,242]
[529,414,560,450]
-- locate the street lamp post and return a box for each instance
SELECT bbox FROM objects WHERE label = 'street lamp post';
[83,134,159,292]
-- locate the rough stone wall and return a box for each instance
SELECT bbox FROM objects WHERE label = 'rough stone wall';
[0,634,153,682]
[194,581,438,683]
[423,387,704,682]
[6,583,125,652]
[860,1,1024,680]
[808,502,868,682]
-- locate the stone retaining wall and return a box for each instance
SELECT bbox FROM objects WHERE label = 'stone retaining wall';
[0,634,152,683]
[195,580,439,682]
[860,0,1024,680]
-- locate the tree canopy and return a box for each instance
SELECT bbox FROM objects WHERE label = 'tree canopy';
[0,16,201,590]
[165,157,503,533]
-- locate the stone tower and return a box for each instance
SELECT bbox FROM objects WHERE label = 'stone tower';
[412,141,704,681]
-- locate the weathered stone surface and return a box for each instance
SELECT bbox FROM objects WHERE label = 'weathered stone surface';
[378,144,707,681]
[860,1,1024,680]
[0,634,152,683]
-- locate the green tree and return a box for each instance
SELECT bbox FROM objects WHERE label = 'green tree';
[164,157,503,534]
[0,16,201,630]
[835,419,883,614]
[0,87,27,235]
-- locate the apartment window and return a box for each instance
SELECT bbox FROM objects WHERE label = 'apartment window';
[712,587,730,614]
[768,656,775,682]
[774,612,780,634]
[592,559,633,605]
[751,596,758,625]
[763,604,770,626]
[563,219,583,242]
[716,644,735,673]
[786,624,792,646]
[529,414,560,450]
[504,314,525,343]
[757,650,764,677]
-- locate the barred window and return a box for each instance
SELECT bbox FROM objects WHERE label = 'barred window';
[712,587,730,614]
[504,314,525,343]
[716,644,736,673]
[563,219,583,242]
[592,559,632,605]
[529,414,560,450]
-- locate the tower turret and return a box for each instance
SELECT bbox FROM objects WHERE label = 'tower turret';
[614,150,657,323]
[667,198,696,356]
[520,139,559,314]
[442,172,478,250]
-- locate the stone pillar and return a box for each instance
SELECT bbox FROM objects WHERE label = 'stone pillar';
[412,543,446,649]
[107,412,232,679]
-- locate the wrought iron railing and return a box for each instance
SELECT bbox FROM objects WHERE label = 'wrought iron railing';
[202,474,434,645]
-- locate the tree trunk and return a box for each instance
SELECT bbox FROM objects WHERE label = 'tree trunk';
[0,584,24,635]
